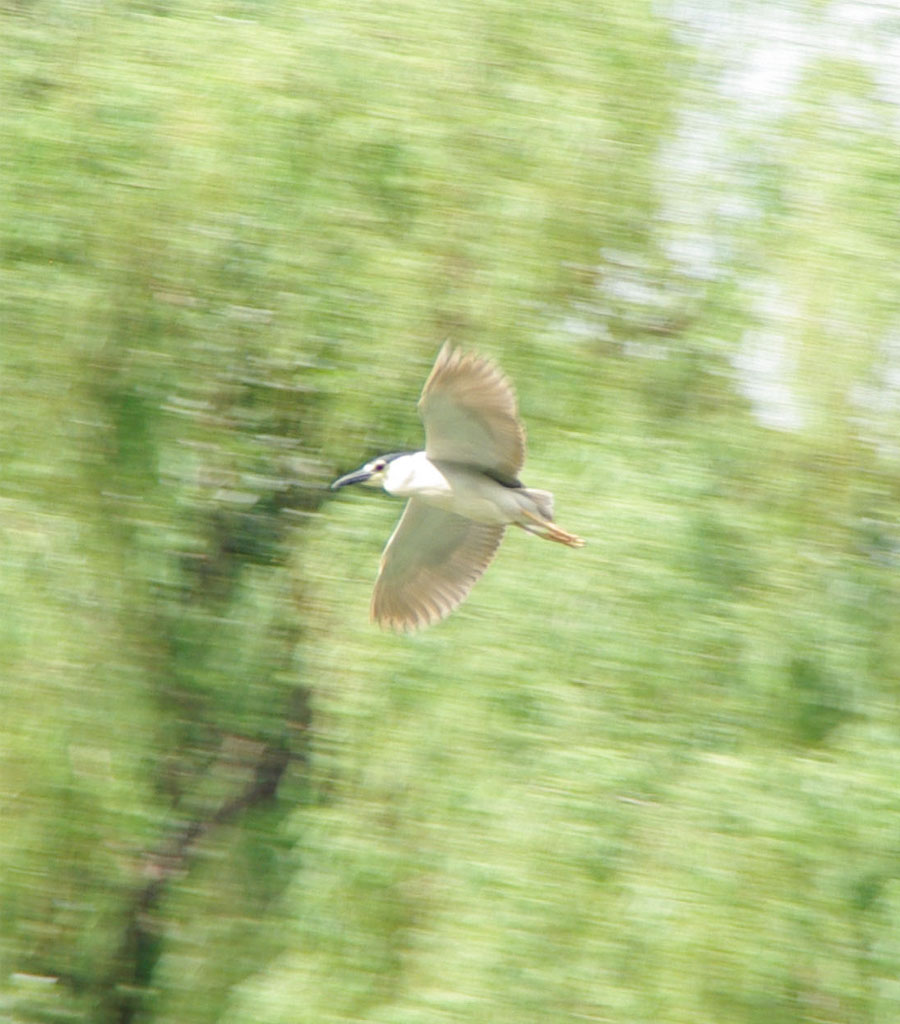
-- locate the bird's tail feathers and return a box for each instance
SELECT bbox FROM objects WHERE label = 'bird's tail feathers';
[522,487,555,522]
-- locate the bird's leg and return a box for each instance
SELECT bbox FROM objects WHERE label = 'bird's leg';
[518,510,585,548]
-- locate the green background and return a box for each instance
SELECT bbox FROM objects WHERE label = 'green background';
[3,1,900,1021]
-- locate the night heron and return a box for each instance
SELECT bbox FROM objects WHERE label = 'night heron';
[331,343,584,631]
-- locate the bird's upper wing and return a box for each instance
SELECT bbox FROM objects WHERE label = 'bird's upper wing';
[372,498,505,631]
[418,343,526,481]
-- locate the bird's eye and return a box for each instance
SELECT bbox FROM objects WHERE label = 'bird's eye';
[373,460,385,471]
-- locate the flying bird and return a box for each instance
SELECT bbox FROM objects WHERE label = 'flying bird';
[331,343,584,631]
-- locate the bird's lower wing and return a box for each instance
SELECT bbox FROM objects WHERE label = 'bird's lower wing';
[372,498,505,632]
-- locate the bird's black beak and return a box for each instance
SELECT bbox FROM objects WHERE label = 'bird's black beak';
[330,468,372,490]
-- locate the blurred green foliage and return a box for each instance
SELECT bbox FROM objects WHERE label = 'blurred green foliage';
[2,1,900,1022]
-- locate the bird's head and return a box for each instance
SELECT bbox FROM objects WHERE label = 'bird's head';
[330,453,410,491]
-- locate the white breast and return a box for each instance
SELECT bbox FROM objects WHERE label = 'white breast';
[383,451,453,499]
[385,454,519,525]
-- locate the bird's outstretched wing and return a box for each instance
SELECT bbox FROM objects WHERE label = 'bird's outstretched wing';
[372,498,505,631]
[418,343,525,482]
